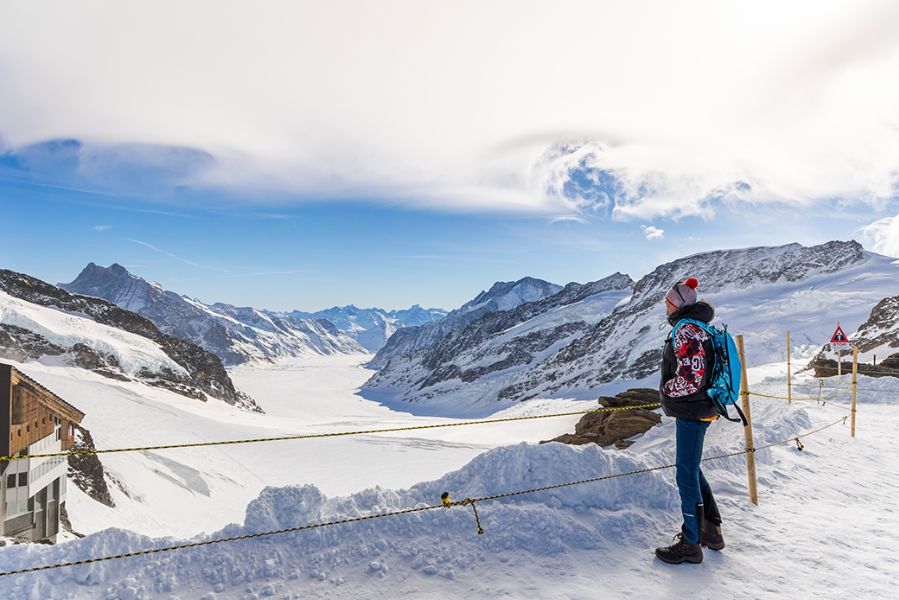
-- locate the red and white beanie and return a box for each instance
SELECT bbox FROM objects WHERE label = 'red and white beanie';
[665,277,699,309]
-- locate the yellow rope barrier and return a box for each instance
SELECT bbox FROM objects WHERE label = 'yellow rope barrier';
[0,403,662,463]
[0,417,848,578]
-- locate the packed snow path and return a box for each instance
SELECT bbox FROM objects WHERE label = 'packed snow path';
[0,372,896,598]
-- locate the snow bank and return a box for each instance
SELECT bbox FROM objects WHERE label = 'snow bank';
[0,393,823,599]
[0,443,680,598]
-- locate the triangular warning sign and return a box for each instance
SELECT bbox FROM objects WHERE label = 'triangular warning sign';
[831,325,849,344]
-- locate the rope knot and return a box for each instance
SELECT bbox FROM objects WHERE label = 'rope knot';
[461,498,485,535]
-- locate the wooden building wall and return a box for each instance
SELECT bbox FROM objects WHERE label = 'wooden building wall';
[2,366,80,459]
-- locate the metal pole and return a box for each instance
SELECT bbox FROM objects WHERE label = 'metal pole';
[736,335,758,506]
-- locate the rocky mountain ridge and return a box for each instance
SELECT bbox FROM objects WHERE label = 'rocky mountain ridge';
[0,268,259,411]
[368,276,568,372]
[62,263,365,365]
[362,240,888,415]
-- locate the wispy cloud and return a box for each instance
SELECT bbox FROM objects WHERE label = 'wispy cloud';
[93,224,111,232]
[548,215,588,225]
[219,269,314,278]
[125,238,229,272]
[394,254,515,264]
[641,225,665,241]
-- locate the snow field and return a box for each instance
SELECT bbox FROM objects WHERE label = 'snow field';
[2,367,895,598]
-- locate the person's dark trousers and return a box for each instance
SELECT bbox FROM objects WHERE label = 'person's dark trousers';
[675,418,721,543]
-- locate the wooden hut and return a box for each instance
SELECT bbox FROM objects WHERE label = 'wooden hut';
[1,364,85,542]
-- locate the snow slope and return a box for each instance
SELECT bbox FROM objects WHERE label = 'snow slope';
[0,290,186,377]
[1,369,895,599]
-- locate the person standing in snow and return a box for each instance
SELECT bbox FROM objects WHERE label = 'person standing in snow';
[654,277,725,565]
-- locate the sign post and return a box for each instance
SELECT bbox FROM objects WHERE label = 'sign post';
[831,323,850,376]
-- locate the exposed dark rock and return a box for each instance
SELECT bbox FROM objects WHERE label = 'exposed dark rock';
[622,348,663,381]
[420,322,587,390]
[541,388,662,449]
[67,425,115,508]
[851,295,899,354]
[59,503,85,539]
[809,357,899,379]
[66,343,131,381]
[0,323,65,362]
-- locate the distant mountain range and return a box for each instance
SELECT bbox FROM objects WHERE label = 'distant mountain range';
[362,241,899,416]
[61,263,445,364]
[285,305,448,352]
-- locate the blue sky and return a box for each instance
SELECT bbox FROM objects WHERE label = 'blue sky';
[1,2,897,310]
[1,148,892,312]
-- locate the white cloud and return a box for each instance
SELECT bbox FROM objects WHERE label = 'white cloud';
[862,214,899,258]
[93,224,112,231]
[641,225,665,241]
[1,1,898,219]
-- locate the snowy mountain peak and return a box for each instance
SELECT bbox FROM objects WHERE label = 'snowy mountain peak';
[62,263,365,365]
[462,277,563,314]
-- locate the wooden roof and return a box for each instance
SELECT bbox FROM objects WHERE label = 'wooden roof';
[8,365,86,424]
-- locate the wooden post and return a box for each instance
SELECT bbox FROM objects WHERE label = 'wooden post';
[851,347,858,438]
[736,335,758,506]
[786,330,792,404]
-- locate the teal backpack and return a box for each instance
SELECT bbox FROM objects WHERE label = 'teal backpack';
[673,318,747,425]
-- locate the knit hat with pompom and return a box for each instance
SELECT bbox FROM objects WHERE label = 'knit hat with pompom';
[664,277,699,309]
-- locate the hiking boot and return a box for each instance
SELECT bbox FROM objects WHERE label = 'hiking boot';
[655,533,703,564]
[701,521,725,551]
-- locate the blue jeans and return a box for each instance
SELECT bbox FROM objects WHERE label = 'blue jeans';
[675,419,721,543]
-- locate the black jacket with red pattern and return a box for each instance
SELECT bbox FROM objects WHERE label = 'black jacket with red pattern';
[659,301,719,421]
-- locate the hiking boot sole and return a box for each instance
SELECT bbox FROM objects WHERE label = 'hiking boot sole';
[655,550,704,564]
[702,540,725,551]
